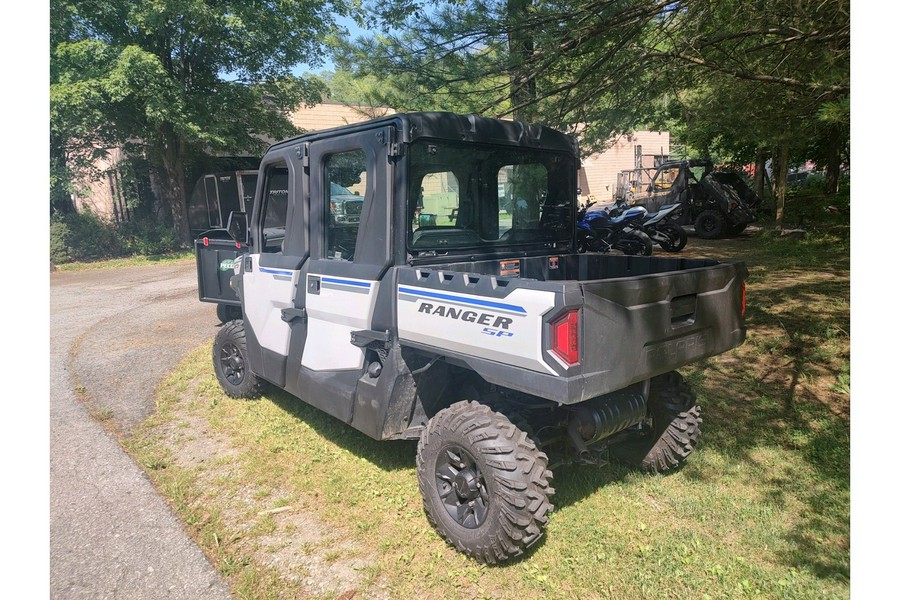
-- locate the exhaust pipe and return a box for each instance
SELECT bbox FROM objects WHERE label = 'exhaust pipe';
[567,390,647,455]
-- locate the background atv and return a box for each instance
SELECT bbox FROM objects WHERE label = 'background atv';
[615,159,756,239]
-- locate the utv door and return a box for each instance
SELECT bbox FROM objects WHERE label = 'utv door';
[240,152,309,388]
[294,126,394,422]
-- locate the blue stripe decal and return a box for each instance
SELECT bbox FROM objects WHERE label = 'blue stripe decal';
[398,286,527,314]
[260,267,294,276]
[322,277,372,289]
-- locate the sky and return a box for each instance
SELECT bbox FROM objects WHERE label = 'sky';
[293,13,379,75]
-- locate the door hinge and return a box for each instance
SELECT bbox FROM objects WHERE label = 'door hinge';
[350,329,392,348]
[281,307,307,324]
[296,143,310,170]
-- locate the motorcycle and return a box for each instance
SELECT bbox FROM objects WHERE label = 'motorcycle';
[610,201,687,252]
[577,201,652,255]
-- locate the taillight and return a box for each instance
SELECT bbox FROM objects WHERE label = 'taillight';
[741,282,747,317]
[203,237,209,246]
[550,309,580,366]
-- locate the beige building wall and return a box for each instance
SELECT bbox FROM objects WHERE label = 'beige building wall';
[72,147,129,221]
[290,101,394,133]
[579,131,670,204]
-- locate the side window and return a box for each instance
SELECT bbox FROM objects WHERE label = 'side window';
[325,149,368,261]
[413,171,459,229]
[260,163,289,253]
[497,163,548,238]
[654,166,681,191]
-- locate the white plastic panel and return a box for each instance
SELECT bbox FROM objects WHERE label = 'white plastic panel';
[302,275,379,371]
[241,257,300,356]
[396,284,558,374]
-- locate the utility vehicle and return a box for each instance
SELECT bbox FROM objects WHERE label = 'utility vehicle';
[615,159,757,238]
[205,112,748,564]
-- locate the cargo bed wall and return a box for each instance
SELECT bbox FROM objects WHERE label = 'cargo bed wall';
[419,253,722,283]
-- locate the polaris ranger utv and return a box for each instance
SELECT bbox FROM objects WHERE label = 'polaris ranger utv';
[208,112,747,564]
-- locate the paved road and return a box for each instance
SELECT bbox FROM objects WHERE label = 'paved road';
[50,261,232,599]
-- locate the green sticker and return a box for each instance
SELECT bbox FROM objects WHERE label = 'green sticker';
[219,259,236,271]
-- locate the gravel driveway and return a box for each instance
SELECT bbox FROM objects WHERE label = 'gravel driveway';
[50,261,232,599]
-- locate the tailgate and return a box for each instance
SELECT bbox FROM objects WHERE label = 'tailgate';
[195,234,246,305]
[578,261,746,399]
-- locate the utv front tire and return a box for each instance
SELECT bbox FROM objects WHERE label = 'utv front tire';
[417,401,555,564]
[694,210,726,239]
[212,320,264,399]
[216,303,242,324]
[610,372,702,473]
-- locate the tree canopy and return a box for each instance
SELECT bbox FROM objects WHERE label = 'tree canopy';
[335,1,848,165]
[51,0,358,243]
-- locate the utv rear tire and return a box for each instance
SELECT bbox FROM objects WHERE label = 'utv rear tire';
[695,210,726,239]
[216,303,242,324]
[212,320,264,399]
[610,372,702,473]
[417,401,555,564]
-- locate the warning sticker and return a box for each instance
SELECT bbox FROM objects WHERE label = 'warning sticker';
[499,259,520,277]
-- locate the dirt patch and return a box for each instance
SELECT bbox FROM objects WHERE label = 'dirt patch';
[154,389,386,599]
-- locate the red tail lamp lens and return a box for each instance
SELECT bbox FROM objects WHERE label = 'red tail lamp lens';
[741,282,747,317]
[551,309,580,366]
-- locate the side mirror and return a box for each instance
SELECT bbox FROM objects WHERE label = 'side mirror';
[226,211,248,245]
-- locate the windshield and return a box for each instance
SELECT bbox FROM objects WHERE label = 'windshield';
[407,140,575,255]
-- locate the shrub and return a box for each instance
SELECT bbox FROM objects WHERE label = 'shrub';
[118,219,181,256]
[50,211,122,264]
[49,211,182,265]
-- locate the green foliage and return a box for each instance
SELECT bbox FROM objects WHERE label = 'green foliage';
[336,1,848,164]
[51,0,361,243]
[50,211,183,264]
[50,211,123,263]
[117,220,183,257]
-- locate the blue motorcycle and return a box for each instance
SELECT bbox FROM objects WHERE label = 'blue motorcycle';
[576,202,652,255]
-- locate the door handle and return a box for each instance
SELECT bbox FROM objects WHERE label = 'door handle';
[308,275,321,295]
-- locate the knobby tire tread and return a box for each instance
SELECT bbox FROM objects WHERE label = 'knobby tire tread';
[417,401,555,564]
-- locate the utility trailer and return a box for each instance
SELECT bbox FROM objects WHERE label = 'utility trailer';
[205,112,748,563]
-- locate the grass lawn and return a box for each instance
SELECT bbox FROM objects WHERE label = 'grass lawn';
[125,190,850,599]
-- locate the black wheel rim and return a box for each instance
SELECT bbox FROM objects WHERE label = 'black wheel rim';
[435,445,488,529]
[219,342,245,385]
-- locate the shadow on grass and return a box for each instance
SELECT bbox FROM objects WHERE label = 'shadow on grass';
[265,387,418,472]
[677,263,850,582]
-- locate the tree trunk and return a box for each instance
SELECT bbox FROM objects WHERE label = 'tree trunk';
[753,148,766,204]
[825,124,842,194]
[772,142,789,231]
[158,130,192,247]
[507,0,536,121]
